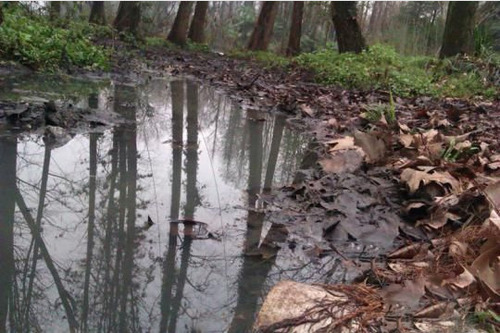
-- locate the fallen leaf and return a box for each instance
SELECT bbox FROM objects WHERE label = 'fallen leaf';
[484,181,500,210]
[449,240,468,258]
[400,168,459,194]
[388,243,430,260]
[327,136,356,151]
[443,266,475,289]
[319,150,364,174]
[353,130,387,163]
[470,247,500,300]
[414,302,455,319]
[378,278,425,310]
[414,320,455,332]
[299,104,315,117]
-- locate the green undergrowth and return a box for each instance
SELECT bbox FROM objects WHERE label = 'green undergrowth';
[230,49,290,68]
[0,7,109,71]
[295,44,499,99]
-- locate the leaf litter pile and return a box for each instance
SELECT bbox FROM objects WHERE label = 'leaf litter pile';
[140,50,500,331]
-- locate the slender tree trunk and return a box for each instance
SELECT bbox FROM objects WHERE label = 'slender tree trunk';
[188,1,208,43]
[168,2,194,46]
[50,1,61,21]
[247,1,279,51]
[0,136,16,332]
[89,1,106,25]
[439,1,478,58]
[0,3,3,26]
[113,1,141,35]
[286,1,304,56]
[331,1,366,53]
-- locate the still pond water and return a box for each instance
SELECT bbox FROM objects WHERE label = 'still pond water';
[0,75,342,332]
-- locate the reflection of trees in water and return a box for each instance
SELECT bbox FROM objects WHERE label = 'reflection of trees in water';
[0,78,318,332]
[196,87,308,190]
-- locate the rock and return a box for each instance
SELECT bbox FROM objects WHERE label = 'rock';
[254,280,383,332]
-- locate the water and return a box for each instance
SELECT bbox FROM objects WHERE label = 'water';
[0,76,342,332]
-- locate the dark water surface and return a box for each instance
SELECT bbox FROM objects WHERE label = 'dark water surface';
[0,76,339,332]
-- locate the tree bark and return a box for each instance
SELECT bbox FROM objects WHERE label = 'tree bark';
[113,1,141,35]
[188,1,208,43]
[331,1,366,53]
[89,1,106,25]
[49,1,61,21]
[286,1,304,56]
[247,1,279,51]
[439,1,478,58]
[168,2,194,46]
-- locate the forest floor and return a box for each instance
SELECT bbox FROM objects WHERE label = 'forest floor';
[138,48,500,332]
[1,44,499,331]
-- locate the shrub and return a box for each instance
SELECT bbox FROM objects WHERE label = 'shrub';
[295,44,499,99]
[0,7,109,71]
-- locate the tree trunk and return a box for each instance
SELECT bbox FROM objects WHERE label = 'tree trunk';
[439,1,478,58]
[188,1,208,43]
[89,1,106,25]
[247,1,279,51]
[286,1,304,56]
[331,1,366,53]
[113,1,141,35]
[168,2,194,46]
[49,1,61,21]
[0,3,3,26]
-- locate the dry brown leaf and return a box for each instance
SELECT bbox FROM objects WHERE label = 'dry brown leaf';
[400,168,459,194]
[378,278,425,310]
[388,243,429,260]
[449,240,468,258]
[443,266,475,289]
[470,247,500,300]
[353,130,387,163]
[398,122,411,133]
[416,210,460,229]
[319,150,364,174]
[399,133,414,148]
[299,104,315,117]
[484,181,500,210]
[414,302,455,319]
[327,136,356,151]
[414,321,455,332]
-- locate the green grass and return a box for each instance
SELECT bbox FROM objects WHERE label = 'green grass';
[0,7,109,71]
[295,44,499,99]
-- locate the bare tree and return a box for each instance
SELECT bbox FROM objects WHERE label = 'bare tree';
[286,2,304,56]
[89,1,106,25]
[247,1,279,51]
[168,2,194,46]
[188,1,209,43]
[331,1,366,53]
[440,1,478,58]
[114,1,141,35]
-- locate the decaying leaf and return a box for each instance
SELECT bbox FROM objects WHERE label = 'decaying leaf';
[388,243,430,260]
[470,247,500,300]
[449,240,468,258]
[484,181,500,210]
[353,130,387,163]
[299,104,315,117]
[327,136,357,151]
[414,302,456,319]
[400,168,459,195]
[414,320,455,332]
[378,278,425,310]
[442,266,475,289]
[319,149,364,174]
